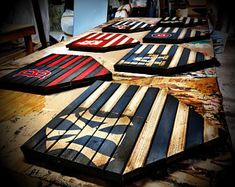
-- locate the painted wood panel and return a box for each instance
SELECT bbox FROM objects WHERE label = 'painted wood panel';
[66,32,139,52]
[0,54,112,94]
[102,21,155,33]
[114,44,219,75]
[157,17,208,27]
[143,27,210,44]
[21,80,221,183]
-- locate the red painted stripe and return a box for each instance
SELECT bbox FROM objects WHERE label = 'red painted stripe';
[86,33,103,40]
[110,35,127,46]
[126,38,134,44]
[47,55,71,67]
[73,62,100,81]
[35,54,60,66]
[47,57,93,86]
[60,55,83,69]
[95,68,110,76]
[96,33,120,48]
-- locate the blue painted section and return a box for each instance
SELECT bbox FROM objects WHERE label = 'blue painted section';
[73,0,108,35]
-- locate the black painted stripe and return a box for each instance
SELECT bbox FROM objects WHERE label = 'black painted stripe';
[185,108,204,149]
[195,52,204,63]
[105,87,159,174]
[164,45,178,68]
[184,29,192,39]
[145,95,179,165]
[177,47,190,67]
[74,85,139,165]
[21,81,104,150]
[135,45,154,65]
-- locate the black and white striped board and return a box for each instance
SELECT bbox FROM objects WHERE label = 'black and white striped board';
[157,17,208,27]
[21,80,220,183]
[143,27,210,44]
[102,20,155,33]
[114,44,219,75]
[66,32,139,52]
[0,54,112,94]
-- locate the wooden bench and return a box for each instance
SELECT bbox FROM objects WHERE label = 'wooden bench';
[0,24,36,54]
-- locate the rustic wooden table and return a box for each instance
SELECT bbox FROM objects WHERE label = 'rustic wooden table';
[0,18,233,186]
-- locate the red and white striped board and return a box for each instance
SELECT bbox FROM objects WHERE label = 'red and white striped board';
[66,32,140,52]
[157,17,208,27]
[143,27,210,43]
[0,54,112,94]
[114,44,220,75]
[21,80,222,183]
[102,20,155,33]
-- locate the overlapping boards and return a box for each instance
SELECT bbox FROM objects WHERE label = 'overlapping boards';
[0,54,112,94]
[66,32,139,52]
[143,27,210,43]
[114,44,219,75]
[157,17,208,27]
[21,81,220,183]
[102,20,155,33]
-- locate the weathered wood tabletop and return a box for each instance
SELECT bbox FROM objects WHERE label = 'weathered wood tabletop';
[0,17,233,186]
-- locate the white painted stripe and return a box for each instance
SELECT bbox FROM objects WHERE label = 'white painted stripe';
[154,27,163,33]
[172,17,177,20]
[130,21,143,30]
[86,33,100,39]
[164,17,170,21]
[185,17,191,25]
[95,33,109,39]
[179,17,184,21]
[163,27,171,32]
[168,46,184,68]
[178,28,188,39]
[140,23,148,28]
[172,27,179,33]
[194,18,198,23]
[129,21,137,26]
[117,36,130,45]
[103,34,123,47]
[114,21,125,25]
[161,44,172,55]
[187,50,197,64]
[190,29,196,37]
[104,33,118,40]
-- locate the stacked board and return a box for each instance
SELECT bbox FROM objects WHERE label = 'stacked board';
[21,80,220,183]
[143,27,210,43]
[0,54,112,94]
[66,32,139,52]
[114,44,219,75]
[157,17,208,27]
[102,20,155,33]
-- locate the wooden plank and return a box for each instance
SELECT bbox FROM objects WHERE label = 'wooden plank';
[203,119,219,143]
[146,95,179,164]
[91,86,148,168]
[177,47,190,67]
[168,46,184,68]
[167,102,189,157]
[185,108,204,149]
[105,87,159,174]
[187,50,197,64]
[124,90,167,173]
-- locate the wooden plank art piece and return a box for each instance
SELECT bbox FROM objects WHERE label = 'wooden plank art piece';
[21,80,220,183]
[102,20,155,33]
[143,27,210,44]
[157,17,208,27]
[0,54,112,94]
[114,44,219,75]
[66,32,139,52]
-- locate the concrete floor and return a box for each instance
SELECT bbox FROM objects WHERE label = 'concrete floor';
[216,39,235,150]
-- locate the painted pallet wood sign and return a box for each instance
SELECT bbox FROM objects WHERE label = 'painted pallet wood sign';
[143,27,210,44]
[21,80,220,183]
[66,32,139,52]
[0,54,112,94]
[157,17,208,27]
[114,44,219,75]
[102,20,155,33]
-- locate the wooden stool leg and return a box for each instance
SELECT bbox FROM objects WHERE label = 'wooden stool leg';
[24,35,34,54]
